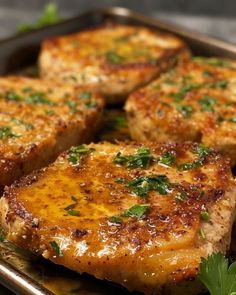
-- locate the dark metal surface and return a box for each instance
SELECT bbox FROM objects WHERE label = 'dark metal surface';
[0,6,236,295]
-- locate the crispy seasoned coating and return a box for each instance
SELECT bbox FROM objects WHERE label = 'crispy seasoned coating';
[125,57,236,165]
[39,24,190,104]
[0,76,104,186]
[0,141,235,294]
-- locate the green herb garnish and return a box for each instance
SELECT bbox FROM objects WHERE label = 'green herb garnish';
[80,91,92,100]
[6,90,21,101]
[177,105,193,118]
[159,152,176,167]
[198,252,236,295]
[199,228,206,239]
[229,117,236,123]
[109,216,123,224]
[106,51,124,64]
[127,175,172,197]
[11,118,33,130]
[199,95,218,112]
[114,147,154,169]
[193,144,211,158]
[49,240,63,257]
[0,126,18,140]
[200,211,209,221]
[68,145,94,165]
[193,57,230,67]
[115,177,125,183]
[173,84,200,102]
[17,3,62,33]
[26,92,54,105]
[215,80,228,89]
[175,192,188,202]
[121,204,150,219]
[67,209,80,216]
[65,100,78,114]
[0,233,5,242]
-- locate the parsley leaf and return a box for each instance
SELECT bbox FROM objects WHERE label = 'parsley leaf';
[121,204,150,219]
[177,105,193,118]
[178,144,211,171]
[193,57,230,67]
[49,240,63,257]
[199,95,218,112]
[198,252,236,295]
[17,3,62,33]
[106,51,124,64]
[158,152,176,166]
[0,126,18,140]
[68,145,95,165]
[127,175,172,197]
[114,147,154,169]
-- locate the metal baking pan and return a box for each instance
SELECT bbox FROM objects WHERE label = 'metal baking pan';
[0,6,236,295]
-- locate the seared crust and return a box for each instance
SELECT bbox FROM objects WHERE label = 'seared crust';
[0,141,235,294]
[0,76,104,186]
[125,57,236,165]
[39,24,190,104]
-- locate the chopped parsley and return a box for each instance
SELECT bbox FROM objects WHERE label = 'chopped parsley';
[115,177,125,183]
[65,100,78,114]
[121,204,150,218]
[199,228,206,239]
[178,160,202,171]
[229,117,236,123]
[173,84,200,102]
[177,104,193,118]
[158,152,176,167]
[45,109,55,116]
[215,80,228,89]
[49,241,63,257]
[0,233,5,242]
[68,145,95,165]
[64,196,80,216]
[80,91,92,100]
[6,89,54,105]
[178,145,211,171]
[25,92,54,105]
[175,192,188,202]
[200,211,209,221]
[6,90,21,101]
[199,95,218,112]
[193,57,230,67]
[127,175,172,197]
[0,126,18,140]
[193,144,211,158]
[114,146,154,169]
[67,209,80,216]
[11,118,33,130]
[106,51,124,64]
[109,204,150,224]
[109,216,123,224]
[198,252,236,295]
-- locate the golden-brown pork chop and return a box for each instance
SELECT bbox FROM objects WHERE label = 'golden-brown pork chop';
[39,24,190,104]
[0,76,104,187]
[125,57,236,165]
[0,141,235,294]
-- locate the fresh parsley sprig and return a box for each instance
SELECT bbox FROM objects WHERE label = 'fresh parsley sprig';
[68,145,95,165]
[198,252,236,295]
[114,146,154,169]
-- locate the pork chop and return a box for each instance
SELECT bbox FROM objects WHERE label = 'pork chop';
[0,76,104,187]
[0,141,235,294]
[39,24,190,104]
[125,57,236,165]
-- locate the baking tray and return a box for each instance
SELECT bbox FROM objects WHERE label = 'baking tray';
[0,6,236,295]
